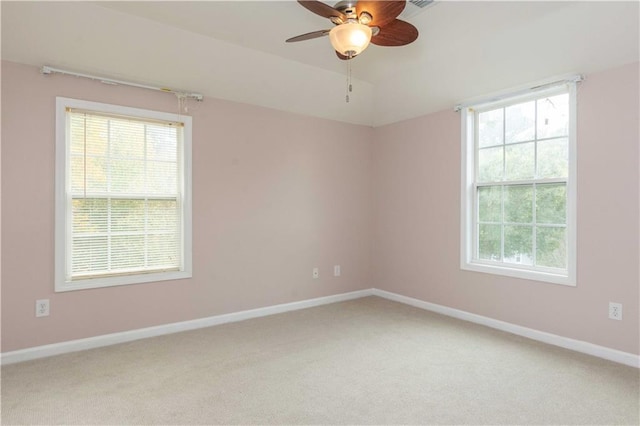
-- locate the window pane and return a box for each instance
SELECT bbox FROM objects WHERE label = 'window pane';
[70,155,85,194]
[537,94,569,139]
[536,227,566,269]
[478,186,502,222]
[504,185,533,224]
[72,198,107,234]
[147,161,177,195]
[147,126,178,162]
[478,146,503,182]
[110,119,145,159]
[148,234,179,268]
[478,224,501,261]
[505,142,534,180]
[70,115,85,155]
[110,159,145,194]
[504,225,533,265]
[478,109,504,148]
[505,101,535,144]
[111,235,145,270]
[536,184,566,224]
[111,199,145,232]
[71,155,108,195]
[148,200,178,231]
[537,138,568,179]
[72,236,108,275]
[70,115,108,156]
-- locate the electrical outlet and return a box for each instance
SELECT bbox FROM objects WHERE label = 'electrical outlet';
[334,265,341,277]
[35,299,50,317]
[609,302,622,320]
[312,267,319,279]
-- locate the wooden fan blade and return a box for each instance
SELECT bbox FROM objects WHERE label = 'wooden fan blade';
[371,19,418,46]
[356,0,405,27]
[286,29,331,43]
[298,0,346,21]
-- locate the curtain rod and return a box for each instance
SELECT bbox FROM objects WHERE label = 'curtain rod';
[41,66,204,102]
[454,74,583,112]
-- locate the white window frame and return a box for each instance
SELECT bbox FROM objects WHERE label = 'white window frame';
[460,81,577,286]
[55,97,192,292]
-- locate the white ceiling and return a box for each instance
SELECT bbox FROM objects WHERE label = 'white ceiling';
[2,1,638,126]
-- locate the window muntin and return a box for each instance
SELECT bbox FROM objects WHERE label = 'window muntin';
[461,84,576,285]
[55,98,192,291]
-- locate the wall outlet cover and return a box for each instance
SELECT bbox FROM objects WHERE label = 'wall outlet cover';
[36,299,50,317]
[608,302,622,320]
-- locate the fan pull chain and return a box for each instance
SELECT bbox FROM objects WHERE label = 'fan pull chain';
[346,58,353,103]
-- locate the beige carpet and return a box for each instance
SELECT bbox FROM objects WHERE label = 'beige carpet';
[1,296,638,425]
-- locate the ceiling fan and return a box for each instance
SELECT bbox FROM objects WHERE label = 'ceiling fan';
[286,0,419,60]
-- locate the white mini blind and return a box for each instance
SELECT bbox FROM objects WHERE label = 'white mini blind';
[66,109,183,281]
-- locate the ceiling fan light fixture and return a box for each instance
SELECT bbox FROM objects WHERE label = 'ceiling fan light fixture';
[358,11,372,25]
[329,22,372,57]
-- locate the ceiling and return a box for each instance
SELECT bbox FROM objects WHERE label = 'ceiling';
[2,1,638,127]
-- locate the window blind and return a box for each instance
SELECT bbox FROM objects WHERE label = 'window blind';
[67,109,183,281]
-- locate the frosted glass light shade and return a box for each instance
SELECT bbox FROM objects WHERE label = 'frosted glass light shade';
[329,22,372,57]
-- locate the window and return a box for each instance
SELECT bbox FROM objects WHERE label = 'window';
[460,81,577,285]
[55,98,192,292]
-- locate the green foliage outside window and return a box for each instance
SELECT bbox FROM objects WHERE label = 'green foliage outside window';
[476,93,569,270]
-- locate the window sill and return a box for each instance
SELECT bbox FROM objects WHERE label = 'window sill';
[55,270,192,292]
[461,261,575,286]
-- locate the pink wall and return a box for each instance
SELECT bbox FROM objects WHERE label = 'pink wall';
[2,60,638,356]
[373,62,640,355]
[1,61,374,352]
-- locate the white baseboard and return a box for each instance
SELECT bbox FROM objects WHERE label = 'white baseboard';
[3,287,638,368]
[372,288,640,368]
[0,289,373,365]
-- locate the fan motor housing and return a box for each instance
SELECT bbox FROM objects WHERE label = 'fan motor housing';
[334,1,358,17]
